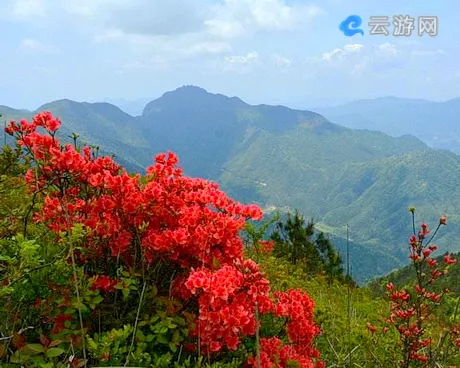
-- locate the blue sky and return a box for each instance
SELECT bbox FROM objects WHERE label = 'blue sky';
[1,0,459,110]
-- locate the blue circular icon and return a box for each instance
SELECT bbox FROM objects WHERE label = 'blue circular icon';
[340,15,364,36]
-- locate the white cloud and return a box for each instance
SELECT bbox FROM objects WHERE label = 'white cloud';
[61,0,321,63]
[312,42,405,77]
[411,49,446,56]
[219,51,296,73]
[184,42,232,57]
[321,44,364,62]
[206,0,322,38]
[19,38,56,52]
[375,43,399,57]
[364,43,404,74]
[64,0,322,42]
[205,19,246,38]
[9,0,45,18]
[64,2,95,17]
[118,56,169,73]
[221,51,260,73]
[95,29,232,60]
[321,48,344,62]
[343,44,364,53]
[225,51,259,65]
[5,0,322,72]
[65,0,207,36]
[94,29,127,43]
[271,55,292,68]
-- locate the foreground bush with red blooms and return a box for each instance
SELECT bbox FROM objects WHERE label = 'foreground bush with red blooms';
[367,209,460,367]
[0,112,324,367]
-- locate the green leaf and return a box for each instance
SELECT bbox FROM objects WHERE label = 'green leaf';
[169,342,177,352]
[172,330,182,343]
[45,347,65,358]
[10,350,28,363]
[87,339,98,351]
[174,316,186,326]
[135,330,145,342]
[157,310,166,319]
[92,295,103,304]
[39,362,54,368]
[151,284,158,297]
[21,343,45,355]
[156,334,169,344]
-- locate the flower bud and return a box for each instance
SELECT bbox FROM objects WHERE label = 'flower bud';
[440,215,447,225]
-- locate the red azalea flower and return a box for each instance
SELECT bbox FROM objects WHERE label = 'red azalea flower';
[258,240,275,254]
[91,275,118,292]
[52,314,73,334]
[444,254,457,265]
[366,322,377,333]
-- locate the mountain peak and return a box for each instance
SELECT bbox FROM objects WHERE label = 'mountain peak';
[142,85,247,116]
[173,85,208,94]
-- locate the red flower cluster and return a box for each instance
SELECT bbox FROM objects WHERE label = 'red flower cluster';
[247,337,324,368]
[245,289,322,367]
[272,290,321,355]
[185,260,273,352]
[6,113,262,269]
[90,275,118,292]
[6,112,323,367]
[5,112,61,136]
[450,325,460,347]
[444,253,457,265]
[258,240,275,254]
[366,322,377,333]
[52,314,73,334]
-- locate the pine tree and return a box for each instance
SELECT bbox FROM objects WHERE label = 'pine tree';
[315,232,344,282]
[271,210,345,281]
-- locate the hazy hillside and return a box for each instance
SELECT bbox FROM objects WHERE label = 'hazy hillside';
[2,86,460,282]
[314,97,460,153]
[370,251,460,296]
[0,100,152,172]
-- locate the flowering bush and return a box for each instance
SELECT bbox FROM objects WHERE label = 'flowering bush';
[1,112,323,367]
[369,209,460,367]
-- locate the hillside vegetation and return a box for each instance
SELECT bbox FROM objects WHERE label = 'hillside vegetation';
[2,86,460,282]
[1,112,460,367]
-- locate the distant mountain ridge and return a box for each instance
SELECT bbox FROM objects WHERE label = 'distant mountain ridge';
[313,96,460,153]
[2,85,460,283]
